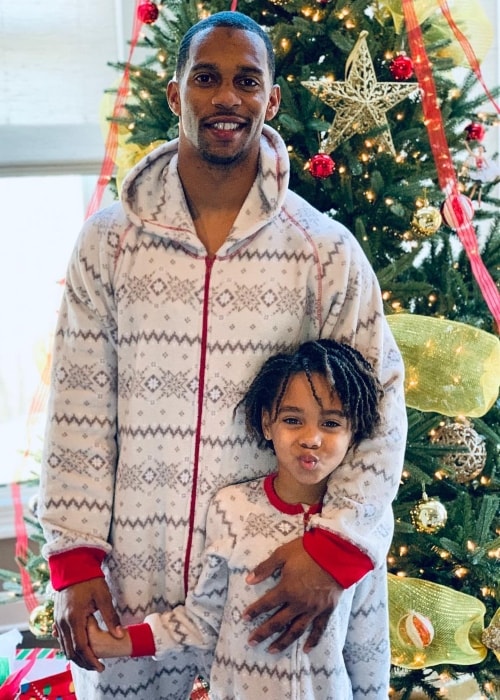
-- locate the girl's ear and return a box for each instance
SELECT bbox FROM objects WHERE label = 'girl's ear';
[261,409,272,441]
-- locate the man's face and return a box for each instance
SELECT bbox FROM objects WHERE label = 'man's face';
[167,26,280,168]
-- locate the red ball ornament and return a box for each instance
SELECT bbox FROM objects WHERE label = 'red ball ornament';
[389,53,414,81]
[464,122,486,142]
[309,153,335,179]
[137,1,159,24]
[440,194,474,229]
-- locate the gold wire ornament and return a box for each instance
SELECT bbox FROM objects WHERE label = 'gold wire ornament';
[431,420,487,483]
[302,31,418,155]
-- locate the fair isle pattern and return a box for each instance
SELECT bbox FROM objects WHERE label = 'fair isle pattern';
[39,125,406,699]
[145,478,391,699]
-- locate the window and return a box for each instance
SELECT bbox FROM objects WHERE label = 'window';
[0,0,134,492]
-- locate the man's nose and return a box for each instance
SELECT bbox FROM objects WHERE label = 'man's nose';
[212,81,241,108]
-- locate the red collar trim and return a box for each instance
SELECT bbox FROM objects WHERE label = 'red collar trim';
[263,474,322,517]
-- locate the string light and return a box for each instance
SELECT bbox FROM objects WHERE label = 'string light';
[437,549,451,560]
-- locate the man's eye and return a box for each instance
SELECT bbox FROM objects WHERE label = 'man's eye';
[194,74,213,84]
[239,78,259,88]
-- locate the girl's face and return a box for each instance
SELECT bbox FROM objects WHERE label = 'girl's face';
[262,372,353,505]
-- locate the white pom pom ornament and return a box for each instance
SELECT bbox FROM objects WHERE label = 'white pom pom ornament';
[397,611,435,648]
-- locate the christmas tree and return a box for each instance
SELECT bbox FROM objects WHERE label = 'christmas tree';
[101,1,499,696]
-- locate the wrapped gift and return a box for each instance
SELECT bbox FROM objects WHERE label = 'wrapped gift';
[0,648,70,700]
[17,667,75,699]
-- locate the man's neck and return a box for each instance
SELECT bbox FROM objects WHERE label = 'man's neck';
[177,153,259,255]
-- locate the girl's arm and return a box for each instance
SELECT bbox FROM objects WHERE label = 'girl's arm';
[87,616,133,659]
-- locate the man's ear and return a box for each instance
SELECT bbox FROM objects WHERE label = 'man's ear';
[167,80,181,117]
[265,84,281,122]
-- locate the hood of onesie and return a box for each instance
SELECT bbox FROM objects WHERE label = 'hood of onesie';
[120,124,290,256]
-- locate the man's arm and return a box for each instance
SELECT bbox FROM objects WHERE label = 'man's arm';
[38,215,121,668]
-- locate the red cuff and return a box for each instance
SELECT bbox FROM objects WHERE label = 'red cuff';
[48,547,106,590]
[127,623,156,657]
[303,528,374,588]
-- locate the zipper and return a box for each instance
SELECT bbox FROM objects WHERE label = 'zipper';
[183,255,215,595]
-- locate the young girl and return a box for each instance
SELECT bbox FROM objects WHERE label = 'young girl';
[88,339,388,699]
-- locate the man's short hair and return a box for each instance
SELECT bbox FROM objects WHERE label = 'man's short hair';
[176,11,275,82]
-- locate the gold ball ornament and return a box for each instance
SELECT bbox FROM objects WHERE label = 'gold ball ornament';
[431,421,487,483]
[411,493,447,533]
[397,611,435,648]
[411,202,442,237]
[29,599,54,639]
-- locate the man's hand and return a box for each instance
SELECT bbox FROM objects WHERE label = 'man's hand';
[53,578,123,672]
[243,537,343,653]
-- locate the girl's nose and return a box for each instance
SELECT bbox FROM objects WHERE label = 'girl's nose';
[300,430,321,449]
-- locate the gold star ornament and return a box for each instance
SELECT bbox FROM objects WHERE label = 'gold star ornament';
[302,31,419,155]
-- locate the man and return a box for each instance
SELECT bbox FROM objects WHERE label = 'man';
[39,11,406,699]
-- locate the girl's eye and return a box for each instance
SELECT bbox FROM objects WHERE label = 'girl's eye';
[283,417,300,425]
[323,421,341,429]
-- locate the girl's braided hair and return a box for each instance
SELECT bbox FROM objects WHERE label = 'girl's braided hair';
[239,339,383,450]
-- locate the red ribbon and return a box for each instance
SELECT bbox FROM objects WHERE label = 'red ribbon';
[437,0,500,117]
[402,0,500,328]
[85,1,146,219]
[12,482,39,614]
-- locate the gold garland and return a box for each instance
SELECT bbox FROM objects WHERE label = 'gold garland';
[387,314,500,417]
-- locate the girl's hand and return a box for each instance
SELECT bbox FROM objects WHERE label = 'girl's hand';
[87,615,133,662]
